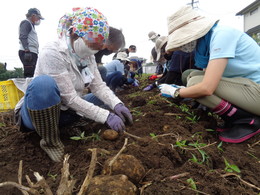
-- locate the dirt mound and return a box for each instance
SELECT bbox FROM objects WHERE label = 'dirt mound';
[0,78,259,195]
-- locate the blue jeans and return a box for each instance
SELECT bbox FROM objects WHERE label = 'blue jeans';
[97,65,107,81]
[21,75,105,131]
[106,71,124,91]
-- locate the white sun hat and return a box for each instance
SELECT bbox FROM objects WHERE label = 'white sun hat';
[155,36,168,61]
[116,52,130,61]
[166,5,218,52]
[148,31,160,42]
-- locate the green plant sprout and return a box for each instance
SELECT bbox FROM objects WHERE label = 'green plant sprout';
[70,131,100,142]
[131,108,142,116]
[205,129,215,132]
[223,158,241,173]
[175,140,188,148]
[0,122,6,127]
[189,141,209,164]
[147,99,157,105]
[191,132,203,140]
[188,146,209,164]
[47,172,57,181]
[186,178,197,190]
[149,133,158,141]
[186,115,200,123]
[207,112,213,116]
[217,142,224,152]
[178,104,200,123]
[174,139,209,164]
[175,115,182,119]
[179,104,190,113]
[190,153,199,163]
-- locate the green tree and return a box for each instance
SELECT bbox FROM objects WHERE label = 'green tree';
[0,62,7,74]
[252,33,260,45]
[0,68,23,81]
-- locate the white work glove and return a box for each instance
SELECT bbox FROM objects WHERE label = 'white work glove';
[158,84,185,98]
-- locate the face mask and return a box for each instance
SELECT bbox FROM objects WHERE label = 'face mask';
[34,20,41,26]
[73,38,98,58]
[180,40,197,53]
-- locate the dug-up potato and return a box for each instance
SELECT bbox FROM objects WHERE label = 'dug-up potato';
[86,174,137,195]
[102,154,145,184]
[102,129,119,140]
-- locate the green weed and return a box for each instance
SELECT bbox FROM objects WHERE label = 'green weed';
[175,140,188,148]
[149,133,158,141]
[178,104,200,123]
[186,178,197,190]
[217,142,224,152]
[175,115,182,120]
[47,172,57,181]
[186,115,200,123]
[70,131,100,142]
[179,104,190,113]
[205,129,215,132]
[131,108,142,116]
[223,157,241,173]
[188,141,209,164]
[191,132,203,140]
[147,99,157,105]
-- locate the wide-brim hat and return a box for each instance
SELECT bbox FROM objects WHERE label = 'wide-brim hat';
[155,36,168,61]
[166,5,218,52]
[148,31,159,41]
[116,52,130,61]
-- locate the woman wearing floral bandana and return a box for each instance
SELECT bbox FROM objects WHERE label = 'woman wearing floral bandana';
[14,7,133,162]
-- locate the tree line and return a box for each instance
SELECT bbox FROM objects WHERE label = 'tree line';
[0,62,23,81]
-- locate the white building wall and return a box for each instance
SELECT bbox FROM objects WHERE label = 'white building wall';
[142,65,157,74]
[244,5,260,32]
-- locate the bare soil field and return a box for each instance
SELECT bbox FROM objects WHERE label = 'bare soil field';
[0,76,259,194]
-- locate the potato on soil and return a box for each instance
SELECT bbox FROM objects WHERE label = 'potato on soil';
[102,129,119,140]
[102,154,145,184]
[87,174,137,195]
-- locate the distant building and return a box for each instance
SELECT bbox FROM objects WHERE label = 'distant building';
[236,0,260,37]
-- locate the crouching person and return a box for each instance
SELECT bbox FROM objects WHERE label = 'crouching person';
[14,7,133,162]
[159,6,260,143]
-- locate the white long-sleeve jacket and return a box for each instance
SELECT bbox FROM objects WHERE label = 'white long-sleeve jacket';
[15,39,122,124]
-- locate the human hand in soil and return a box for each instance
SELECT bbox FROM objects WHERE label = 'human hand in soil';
[114,103,133,125]
[106,113,125,132]
[158,84,185,98]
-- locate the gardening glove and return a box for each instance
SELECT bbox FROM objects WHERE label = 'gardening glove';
[24,52,33,62]
[132,79,139,87]
[158,84,185,98]
[106,113,125,132]
[149,75,158,80]
[114,103,133,125]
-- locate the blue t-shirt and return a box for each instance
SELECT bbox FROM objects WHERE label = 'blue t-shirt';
[104,59,124,76]
[209,25,260,83]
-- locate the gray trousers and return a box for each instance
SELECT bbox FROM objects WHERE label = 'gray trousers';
[182,70,260,116]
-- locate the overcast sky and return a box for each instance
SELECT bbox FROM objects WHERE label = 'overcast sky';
[0,0,255,70]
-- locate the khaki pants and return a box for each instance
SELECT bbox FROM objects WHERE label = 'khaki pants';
[182,70,260,116]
